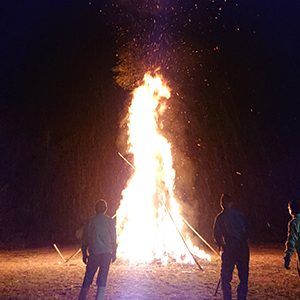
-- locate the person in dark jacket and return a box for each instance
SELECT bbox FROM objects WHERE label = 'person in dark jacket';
[213,194,249,300]
[78,199,117,300]
[284,201,300,277]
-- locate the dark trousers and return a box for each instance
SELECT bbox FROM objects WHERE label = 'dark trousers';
[82,253,112,288]
[297,253,300,278]
[221,242,249,300]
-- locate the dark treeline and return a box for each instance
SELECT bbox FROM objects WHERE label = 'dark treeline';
[0,1,299,249]
[0,1,128,247]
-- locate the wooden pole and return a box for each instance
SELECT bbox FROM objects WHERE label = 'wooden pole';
[53,244,66,262]
[181,217,219,256]
[214,277,221,296]
[118,152,136,170]
[64,248,82,263]
[162,200,204,271]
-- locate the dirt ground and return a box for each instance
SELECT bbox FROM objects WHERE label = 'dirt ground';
[0,244,299,300]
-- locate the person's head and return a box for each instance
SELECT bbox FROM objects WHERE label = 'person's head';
[220,193,233,210]
[95,199,108,214]
[288,201,300,216]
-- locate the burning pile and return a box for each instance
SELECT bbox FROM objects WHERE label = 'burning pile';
[116,73,210,265]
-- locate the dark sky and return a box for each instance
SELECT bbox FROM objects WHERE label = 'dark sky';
[0,0,299,246]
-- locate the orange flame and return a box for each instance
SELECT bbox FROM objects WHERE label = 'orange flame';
[116,73,210,264]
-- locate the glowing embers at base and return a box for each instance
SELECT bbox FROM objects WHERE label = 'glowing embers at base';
[116,73,210,265]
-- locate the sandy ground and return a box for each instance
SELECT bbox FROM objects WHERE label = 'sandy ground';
[0,244,299,300]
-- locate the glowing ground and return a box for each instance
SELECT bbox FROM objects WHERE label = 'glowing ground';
[0,245,299,299]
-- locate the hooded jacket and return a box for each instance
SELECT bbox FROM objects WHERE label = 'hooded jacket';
[285,213,300,261]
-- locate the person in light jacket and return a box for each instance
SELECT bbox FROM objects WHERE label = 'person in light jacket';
[284,200,300,277]
[78,199,117,300]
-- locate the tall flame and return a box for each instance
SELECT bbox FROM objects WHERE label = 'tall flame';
[116,73,210,264]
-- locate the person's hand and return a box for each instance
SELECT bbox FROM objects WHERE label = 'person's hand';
[284,256,290,270]
[83,253,89,265]
[111,251,117,263]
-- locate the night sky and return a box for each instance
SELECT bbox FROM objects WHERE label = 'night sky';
[1,0,299,248]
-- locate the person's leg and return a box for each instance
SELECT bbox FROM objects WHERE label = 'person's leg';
[221,250,235,300]
[236,244,249,300]
[96,286,106,300]
[95,253,112,300]
[78,287,89,300]
[79,255,99,300]
[297,252,300,279]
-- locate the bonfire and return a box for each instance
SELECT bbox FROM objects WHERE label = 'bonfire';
[116,73,211,266]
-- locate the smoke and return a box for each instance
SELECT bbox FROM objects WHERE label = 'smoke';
[104,1,217,218]
[97,0,248,238]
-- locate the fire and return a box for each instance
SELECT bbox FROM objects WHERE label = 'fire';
[116,73,210,264]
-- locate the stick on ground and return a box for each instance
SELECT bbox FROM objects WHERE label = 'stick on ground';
[53,244,66,262]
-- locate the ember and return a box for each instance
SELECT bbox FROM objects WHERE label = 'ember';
[116,73,210,265]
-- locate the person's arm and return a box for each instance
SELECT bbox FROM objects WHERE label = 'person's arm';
[213,215,223,251]
[81,222,90,265]
[110,219,117,263]
[284,220,298,269]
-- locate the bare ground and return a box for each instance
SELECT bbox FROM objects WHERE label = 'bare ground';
[0,244,299,300]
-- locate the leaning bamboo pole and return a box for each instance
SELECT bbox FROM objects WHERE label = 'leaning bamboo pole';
[53,244,66,262]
